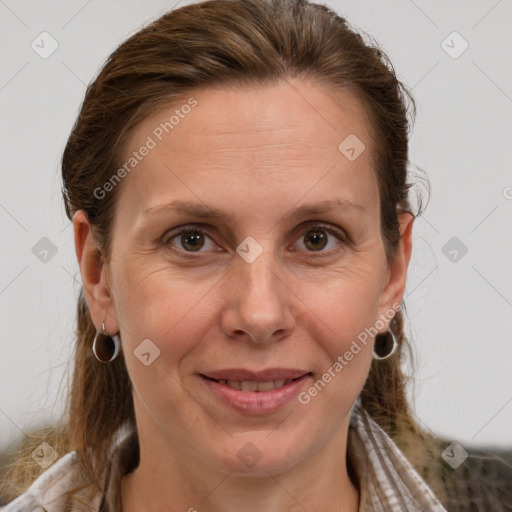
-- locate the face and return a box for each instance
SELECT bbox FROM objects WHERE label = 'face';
[75,78,412,477]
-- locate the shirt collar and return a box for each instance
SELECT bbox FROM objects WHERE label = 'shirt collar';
[99,428,139,512]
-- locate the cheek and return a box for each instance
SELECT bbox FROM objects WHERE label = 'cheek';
[118,287,206,430]
[297,287,376,421]
[293,267,382,410]
[302,267,383,356]
[113,263,211,378]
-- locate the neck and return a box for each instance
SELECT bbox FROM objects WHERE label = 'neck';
[120,423,360,512]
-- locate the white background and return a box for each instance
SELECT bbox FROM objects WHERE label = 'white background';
[1,0,511,454]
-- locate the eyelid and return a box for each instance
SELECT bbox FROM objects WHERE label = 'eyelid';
[292,220,348,240]
[163,221,348,253]
[163,223,210,244]
[291,222,349,254]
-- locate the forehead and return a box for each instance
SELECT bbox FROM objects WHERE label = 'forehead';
[113,79,378,227]
[127,79,372,155]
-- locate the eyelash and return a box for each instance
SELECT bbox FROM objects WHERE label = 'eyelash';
[162,222,347,256]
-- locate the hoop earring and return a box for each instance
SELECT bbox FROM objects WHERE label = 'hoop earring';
[373,326,398,360]
[92,321,120,363]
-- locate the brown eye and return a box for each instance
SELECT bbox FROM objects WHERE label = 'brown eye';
[164,225,218,253]
[179,231,205,251]
[295,224,345,254]
[164,223,346,256]
[304,230,328,251]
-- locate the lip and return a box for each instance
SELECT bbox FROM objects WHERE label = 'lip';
[199,370,312,415]
[201,368,309,382]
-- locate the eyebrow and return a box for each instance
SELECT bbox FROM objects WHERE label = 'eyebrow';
[142,197,366,223]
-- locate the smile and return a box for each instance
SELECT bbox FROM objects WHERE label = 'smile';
[204,377,301,392]
[198,371,313,415]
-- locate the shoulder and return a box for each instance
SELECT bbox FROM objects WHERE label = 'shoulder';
[1,451,103,512]
[428,435,512,511]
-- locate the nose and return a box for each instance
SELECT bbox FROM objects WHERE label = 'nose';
[220,249,295,345]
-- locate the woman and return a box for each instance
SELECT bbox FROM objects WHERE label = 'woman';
[0,0,486,510]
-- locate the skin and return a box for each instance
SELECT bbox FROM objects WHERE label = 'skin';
[74,78,413,512]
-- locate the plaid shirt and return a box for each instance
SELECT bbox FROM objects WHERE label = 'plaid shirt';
[2,401,448,511]
[349,400,447,511]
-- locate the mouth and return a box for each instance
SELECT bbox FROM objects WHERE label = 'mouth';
[200,375,308,392]
[198,369,313,414]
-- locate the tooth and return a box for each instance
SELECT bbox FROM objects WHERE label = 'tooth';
[241,381,258,392]
[284,379,293,385]
[273,379,285,388]
[218,380,227,385]
[226,380,241,390]
[257,381,275,392]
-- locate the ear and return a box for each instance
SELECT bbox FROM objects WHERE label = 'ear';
[377,212,414,324]
[73,210,118,335]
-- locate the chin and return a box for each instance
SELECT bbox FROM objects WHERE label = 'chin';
[212,435,307,477]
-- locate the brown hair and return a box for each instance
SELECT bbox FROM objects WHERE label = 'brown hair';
[1,0,446,507]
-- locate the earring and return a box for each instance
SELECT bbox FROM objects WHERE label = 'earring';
[373,324,398,360]
[92,321,120,363]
